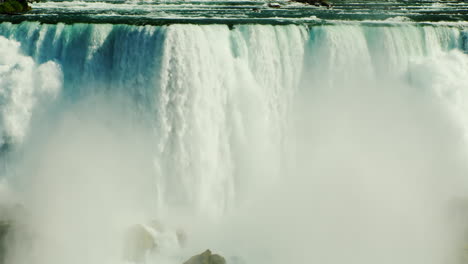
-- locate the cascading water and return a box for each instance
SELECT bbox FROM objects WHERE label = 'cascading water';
[0,5,468,264]
[0,35,61,147]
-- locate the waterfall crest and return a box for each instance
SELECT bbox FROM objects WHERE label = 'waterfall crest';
[0,22,468,264]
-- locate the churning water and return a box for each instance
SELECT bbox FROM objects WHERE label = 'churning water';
[0,1,468,264]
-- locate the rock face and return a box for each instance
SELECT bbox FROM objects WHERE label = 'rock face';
[183,250,226,264]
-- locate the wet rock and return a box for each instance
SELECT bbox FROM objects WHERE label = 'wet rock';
[0,222,9,264]
[123,224,157,263]
[183,250,226,264]
[267,3,282,8]
[123,220,186,262]
[292,0,332,8]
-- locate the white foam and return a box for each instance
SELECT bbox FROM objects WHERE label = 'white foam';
[0,22,467,264]
[0,36,62,146]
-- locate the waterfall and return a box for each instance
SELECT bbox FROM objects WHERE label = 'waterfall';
[0,21,468,264]
[0,35,61,147]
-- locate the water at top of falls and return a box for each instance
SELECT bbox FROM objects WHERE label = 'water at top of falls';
[1,0,468,25]
[0,20,466,264]
[0,0,468,264]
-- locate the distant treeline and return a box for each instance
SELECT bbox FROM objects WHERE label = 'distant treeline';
[0,0,30,14]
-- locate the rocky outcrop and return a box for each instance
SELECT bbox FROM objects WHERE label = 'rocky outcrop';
[183,250,226,264]
[292,0,332,8]
[267,3,281,8]
[122,220,186,262]
[0,203,25,264]
[123,224,158,263]
[0,222,10,264]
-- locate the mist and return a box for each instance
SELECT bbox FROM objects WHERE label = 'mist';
[0,23,467,264]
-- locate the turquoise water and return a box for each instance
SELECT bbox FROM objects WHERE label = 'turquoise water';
[0,1,468,264]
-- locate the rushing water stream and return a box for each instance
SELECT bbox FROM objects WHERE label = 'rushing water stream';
[0,1,468,264]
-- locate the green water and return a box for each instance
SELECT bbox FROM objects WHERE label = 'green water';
[1,0,467,25]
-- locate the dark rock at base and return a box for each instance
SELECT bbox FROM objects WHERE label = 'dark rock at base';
[0,222,10,264]
[183,250,226,264]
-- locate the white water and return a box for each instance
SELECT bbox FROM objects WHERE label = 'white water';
[0,22,468,264]
[0,36,61,147]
